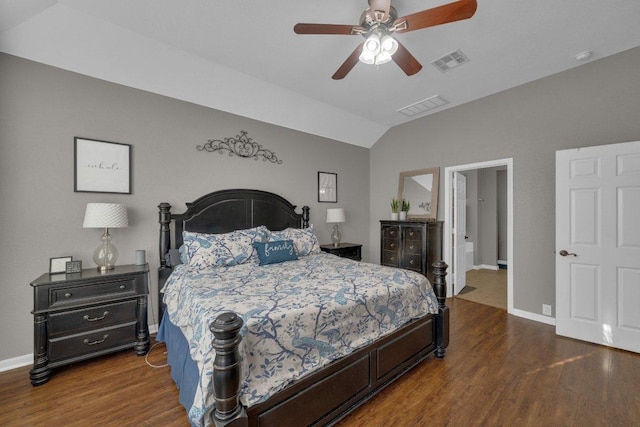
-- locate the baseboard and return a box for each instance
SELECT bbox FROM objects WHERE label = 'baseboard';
[0,354,32,373]
[510,308,556,326]
[0,323,159,373]
[474,264,499,271]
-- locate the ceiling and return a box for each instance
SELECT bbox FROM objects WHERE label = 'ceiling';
[2,0,640,148]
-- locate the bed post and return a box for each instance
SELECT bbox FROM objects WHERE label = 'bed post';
[210,312,248,427]
[432,260,449,358]
[158,203,172,320]
[302,206,310,228]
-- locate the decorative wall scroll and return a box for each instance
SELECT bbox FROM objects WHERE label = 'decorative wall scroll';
[197,131,282,164]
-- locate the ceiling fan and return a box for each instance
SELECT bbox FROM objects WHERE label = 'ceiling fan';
[294,0,477,80]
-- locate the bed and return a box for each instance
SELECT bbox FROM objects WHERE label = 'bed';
[156,189,449,427]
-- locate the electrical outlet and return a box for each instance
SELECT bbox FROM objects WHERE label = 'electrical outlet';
[542,304,552,316]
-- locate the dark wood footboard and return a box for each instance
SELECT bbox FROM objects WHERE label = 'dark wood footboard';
[209,262,449,427]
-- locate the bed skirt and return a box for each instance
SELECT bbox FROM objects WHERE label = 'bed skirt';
[156,312,200,427]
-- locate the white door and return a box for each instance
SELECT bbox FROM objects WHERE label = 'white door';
[453,172,467,295]
[556,140,640,353]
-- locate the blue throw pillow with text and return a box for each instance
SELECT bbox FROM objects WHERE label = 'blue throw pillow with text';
[253,240,299,266]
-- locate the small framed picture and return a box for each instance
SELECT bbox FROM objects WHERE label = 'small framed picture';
[65,260,83,275]
[50,256,72,274]
[74,137,131,194]
[318,171,337,203]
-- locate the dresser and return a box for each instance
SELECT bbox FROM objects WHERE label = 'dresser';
[29,264,149,385]
[320,243,362,261]
[380,220,443,283]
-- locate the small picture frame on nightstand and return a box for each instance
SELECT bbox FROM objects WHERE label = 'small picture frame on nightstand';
[65,260,82,275]
[49,256,72,275]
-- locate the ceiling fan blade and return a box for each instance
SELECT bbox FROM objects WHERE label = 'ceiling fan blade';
[392,42,423,76]
[332,43,365,80]
[294,23,364,35]
[368,0,391,22]
[393,0,477,33]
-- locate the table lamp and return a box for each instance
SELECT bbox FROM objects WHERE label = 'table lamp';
[83,203,128,272]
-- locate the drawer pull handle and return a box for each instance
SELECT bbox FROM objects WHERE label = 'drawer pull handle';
[119,285,126,290]
[410,260,415,265]
[409,231,414,236]
[64,292,72,298]
[390,257,395,261]
[390,243,395,248]
[83,311,109,322]
[84,334,109,346]
[409,245,415,250]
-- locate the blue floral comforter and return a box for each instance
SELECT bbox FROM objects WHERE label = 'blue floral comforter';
[162,252,439,426]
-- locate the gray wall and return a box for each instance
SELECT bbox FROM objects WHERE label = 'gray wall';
[370,46,640,315]
[0,53,370,361]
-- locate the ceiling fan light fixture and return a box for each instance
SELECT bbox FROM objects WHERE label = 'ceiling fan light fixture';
[359,50,376,64]
[380,34,398,56]
[375,51,393,65]
[363,33,381,55]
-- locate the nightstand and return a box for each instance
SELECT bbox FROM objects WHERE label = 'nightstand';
[320,243,362,261]
[29,264,149,386]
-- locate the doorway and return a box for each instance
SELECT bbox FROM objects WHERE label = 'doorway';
[444,159,514,314]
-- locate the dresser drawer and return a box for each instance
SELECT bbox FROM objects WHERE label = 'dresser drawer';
[48,300,138,337]
[403,227,422,242]
[48,322,137,362]
[382,226,400,241]
[382,239,399,252]
[382,250,400,267]
[401,253,422,272]
[403,239,422,254]
[49,277,142,309]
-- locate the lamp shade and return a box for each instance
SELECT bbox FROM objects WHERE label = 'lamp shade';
[326,208,346,224]
[83,203,128,228]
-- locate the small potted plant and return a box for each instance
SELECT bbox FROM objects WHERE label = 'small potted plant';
[390,198,400,220]
[399,199,410,220]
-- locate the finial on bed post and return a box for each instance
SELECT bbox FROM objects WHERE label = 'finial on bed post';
[432,260,449,359]
[302,206,310,228]
[158,202,172,268]
[210,312,248,427]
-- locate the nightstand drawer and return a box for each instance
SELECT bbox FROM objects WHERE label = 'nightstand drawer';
[48,300,138,337]
[48,322,137,362]
[50,277,141,308]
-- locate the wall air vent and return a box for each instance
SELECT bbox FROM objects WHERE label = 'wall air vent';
[431,49,469,72]
[397,95,449,117]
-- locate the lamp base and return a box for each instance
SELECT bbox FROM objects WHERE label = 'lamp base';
[93,228,119,273]
[331,224,342,247]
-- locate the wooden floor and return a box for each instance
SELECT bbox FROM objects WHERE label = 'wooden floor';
[2,298,639,426]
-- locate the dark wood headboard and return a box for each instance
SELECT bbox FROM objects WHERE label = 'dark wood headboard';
[157,189,310,318]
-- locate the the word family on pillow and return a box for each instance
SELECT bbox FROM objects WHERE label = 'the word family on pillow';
[253,240,299,266]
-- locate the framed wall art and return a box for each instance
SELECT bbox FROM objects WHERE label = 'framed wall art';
[74,137,131,194]
[318,171,337,203]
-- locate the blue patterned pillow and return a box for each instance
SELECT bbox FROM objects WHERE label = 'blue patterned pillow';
[253,240,299,266]
[182,226,269,269]
[268,225,321,257]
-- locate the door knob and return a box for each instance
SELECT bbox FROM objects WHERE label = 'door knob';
[559,250,577,257]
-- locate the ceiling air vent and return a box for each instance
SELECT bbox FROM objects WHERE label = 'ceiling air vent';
[398,95,449,117]
[431,49,469,72]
